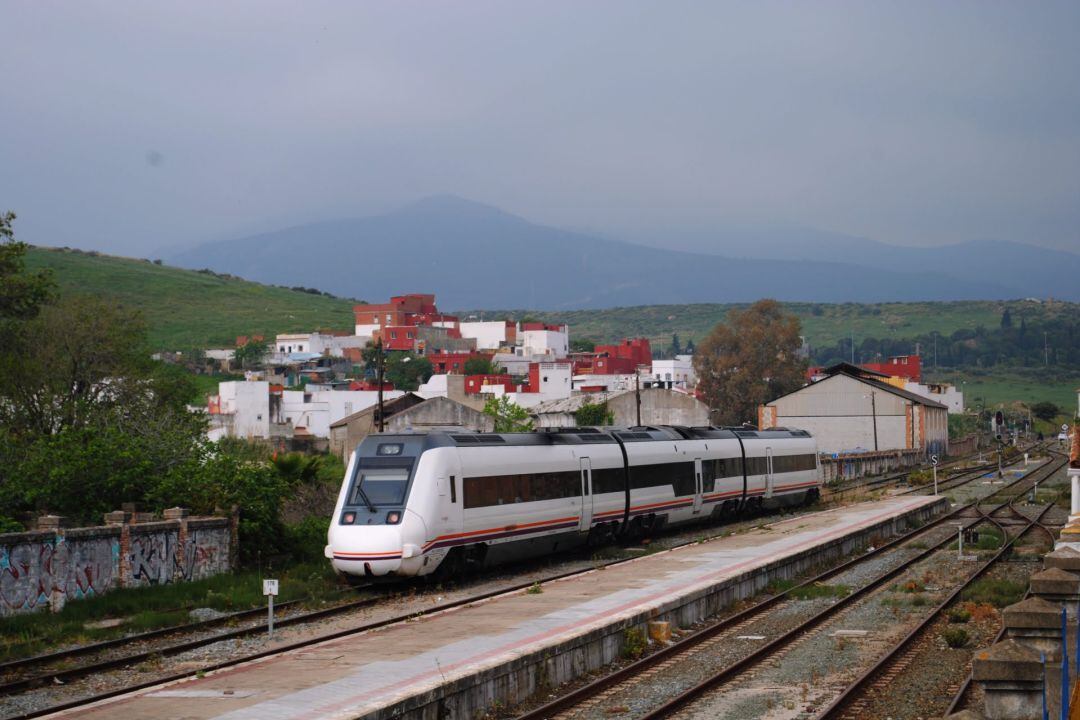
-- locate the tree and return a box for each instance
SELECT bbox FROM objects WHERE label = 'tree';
[384,352,433,391]
[693,299,807,426]
[574,401,614,427]
[0,295,165,435]
[671,333,682,356]
[483,395,533,432]
[570,338,596,353]
[1000,307,1013,329]
[0,211,54,323]
[685,339,695,355]
[463,356,499,376]
[1031,401,1059,422]
[233,340,269,368]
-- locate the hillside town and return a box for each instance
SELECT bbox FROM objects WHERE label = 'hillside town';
[202,292,967,465]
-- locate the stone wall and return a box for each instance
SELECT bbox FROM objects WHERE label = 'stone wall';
[0,509,234,617]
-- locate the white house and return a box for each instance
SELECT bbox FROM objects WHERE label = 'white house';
[210,381,271,439]
[651,355,696,390]
[458,321,515,350]
[274,332,369,358]
[518,323,569,359]
[903,381,965,414]
[279,389,405,438]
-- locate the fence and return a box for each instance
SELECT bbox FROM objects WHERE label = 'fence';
[0,508,235,617]
[948,433,982,458]
[819,448,925,484]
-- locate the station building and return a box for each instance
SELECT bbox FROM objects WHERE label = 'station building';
[759,363,949,457]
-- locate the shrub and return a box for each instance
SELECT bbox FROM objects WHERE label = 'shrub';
[948,607,972,623]
[622,627,647,658]
[943,627,969,648]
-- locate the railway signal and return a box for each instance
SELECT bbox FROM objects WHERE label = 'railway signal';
[931,454,938,495]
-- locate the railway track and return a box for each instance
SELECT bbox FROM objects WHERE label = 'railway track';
[512,451,1064,720]
[816,463,1065,719]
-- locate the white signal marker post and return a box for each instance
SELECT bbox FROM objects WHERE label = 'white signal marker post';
[931,454,939,495]
[263,579,279,637]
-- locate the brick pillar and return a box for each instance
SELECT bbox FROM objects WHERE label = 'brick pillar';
[38,516,68,613]
[105,511,133,588]
[229,504,240,571]
[165,507,189,582]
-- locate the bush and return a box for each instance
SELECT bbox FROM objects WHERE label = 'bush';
[962,579,1026,608]
[622,627,647,659]
[943,627,969,648]
[948,607,972,623]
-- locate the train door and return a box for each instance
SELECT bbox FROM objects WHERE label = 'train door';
[693,458,704,514]
[579,458,593,531]
[765,447,774,499]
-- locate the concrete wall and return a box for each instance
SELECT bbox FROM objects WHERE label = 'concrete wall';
[0,511,233,617]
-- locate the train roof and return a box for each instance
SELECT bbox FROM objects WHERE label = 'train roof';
[359,425,812,449]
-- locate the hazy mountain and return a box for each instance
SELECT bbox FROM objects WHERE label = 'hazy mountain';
[171,196,1030,309]
[631,225,1080,301]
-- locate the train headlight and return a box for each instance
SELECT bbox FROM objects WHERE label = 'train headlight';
[342,511,356,524]
[386,511,401,524]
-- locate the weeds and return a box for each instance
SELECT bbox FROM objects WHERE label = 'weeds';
[622,627,647,659]
[526,582,543,595]
[948,607,972,623]
[942,627,969,648]
[962,579,1026,608]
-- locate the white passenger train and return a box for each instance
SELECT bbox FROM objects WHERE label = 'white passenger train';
[326,426,820,579]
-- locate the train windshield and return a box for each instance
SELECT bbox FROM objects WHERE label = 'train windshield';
[350,466,411,506]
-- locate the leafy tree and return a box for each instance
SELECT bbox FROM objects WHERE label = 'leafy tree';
[0,295,166,435]
[693,299,807,426]
[483,395,533,432]
[574,401,614,426]
[233,341,269,368]
[1000,307,1013,329]
[384,352,433,391]
[0,211,54,323]
[1031,401,1060,422]
[671,333,682,356]
[463,356,499,376]
[685,339,695,355]
[570,338,596,353]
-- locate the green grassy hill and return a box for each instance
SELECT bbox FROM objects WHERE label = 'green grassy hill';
[25,247,357,349]
[475,300,1078,353]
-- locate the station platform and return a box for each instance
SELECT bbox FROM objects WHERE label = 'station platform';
[59,495,945,720]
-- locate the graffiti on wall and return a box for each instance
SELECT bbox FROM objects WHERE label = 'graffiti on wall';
[129,533,169,585]
[0,535,120,613]
[1,519,231,617]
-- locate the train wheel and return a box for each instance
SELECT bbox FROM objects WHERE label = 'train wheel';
[804,488,821,506]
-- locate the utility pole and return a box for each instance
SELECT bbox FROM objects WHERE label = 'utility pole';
[635,369,642,426]
[376,337,385,433]
[870,389,879,452]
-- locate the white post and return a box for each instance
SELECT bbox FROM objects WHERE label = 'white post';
[268,594,274,637]
[933,464,938,495]
[1071,473,1080,521]
[958,525,964,560]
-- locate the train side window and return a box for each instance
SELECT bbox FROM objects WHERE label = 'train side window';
[450,475,457,503]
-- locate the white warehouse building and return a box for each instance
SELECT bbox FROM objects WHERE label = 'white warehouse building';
[759,364,949,457]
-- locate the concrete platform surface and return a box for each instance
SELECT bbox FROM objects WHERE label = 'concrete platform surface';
[57,495,942,720]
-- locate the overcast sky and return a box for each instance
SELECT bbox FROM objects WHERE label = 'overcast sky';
[3,1,1079,256]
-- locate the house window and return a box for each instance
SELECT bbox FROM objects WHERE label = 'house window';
[386,314,392,324]
[391,331,397,339]
[407,332,413,339]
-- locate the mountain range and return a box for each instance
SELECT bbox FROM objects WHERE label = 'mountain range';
[170,196,1080,308]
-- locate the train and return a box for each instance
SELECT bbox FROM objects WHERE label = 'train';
[325,425,821,579]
